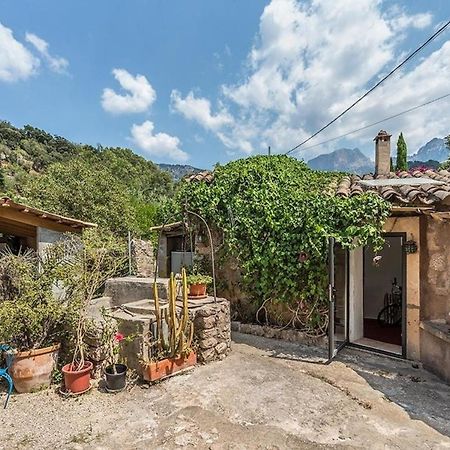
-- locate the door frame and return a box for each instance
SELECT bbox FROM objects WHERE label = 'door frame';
[348,232,407,358]
[328,237,350,361]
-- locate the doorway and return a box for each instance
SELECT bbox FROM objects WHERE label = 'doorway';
[353,234,406,356]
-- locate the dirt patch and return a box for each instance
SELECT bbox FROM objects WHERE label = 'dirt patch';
[1,334,449,449]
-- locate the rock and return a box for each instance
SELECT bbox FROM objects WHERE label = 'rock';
[198,328,218,339]
[215,342,227,354]
[199,348,216,362]
[199,337,218,350]
[195,315,216,330]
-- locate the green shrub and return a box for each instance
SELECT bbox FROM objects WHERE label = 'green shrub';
[178,155,390,333]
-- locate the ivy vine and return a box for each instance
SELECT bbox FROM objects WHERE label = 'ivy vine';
[178,155,390,333]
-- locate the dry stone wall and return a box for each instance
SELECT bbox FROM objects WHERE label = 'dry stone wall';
[191,299,231,363]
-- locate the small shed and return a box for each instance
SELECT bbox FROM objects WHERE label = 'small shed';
[0,196,96,255]
[149,221,194,278]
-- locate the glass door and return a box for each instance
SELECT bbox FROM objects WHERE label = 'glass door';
[328,237,349,361]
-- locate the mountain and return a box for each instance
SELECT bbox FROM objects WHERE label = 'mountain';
[409,138,448,162]
[307,148,373,174]
[158,163,204,181]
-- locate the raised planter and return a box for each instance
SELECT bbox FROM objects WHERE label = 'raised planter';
[10,344,60,393]
[142,352,197,382]
[62,361,93,394]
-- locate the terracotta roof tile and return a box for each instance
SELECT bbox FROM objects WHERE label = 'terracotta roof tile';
[185,171,215,183]
[335,170,450,206]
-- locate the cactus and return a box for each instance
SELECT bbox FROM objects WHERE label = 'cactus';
[152,268,194,360]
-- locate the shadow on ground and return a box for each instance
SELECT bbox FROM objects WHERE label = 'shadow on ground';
[232,331,450,437]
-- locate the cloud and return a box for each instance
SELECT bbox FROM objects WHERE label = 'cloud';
[25,33,68,73]
[170,89,254,153]
[171,90,233,131]
[130,120,189,162]
[102,69,156,114]
[0,22,39,82]
[171,0,447,158]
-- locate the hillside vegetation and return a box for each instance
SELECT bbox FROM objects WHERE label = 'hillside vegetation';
[0,121,173,235]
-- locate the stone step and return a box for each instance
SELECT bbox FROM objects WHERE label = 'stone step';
[117,298,168,316]
[104,276,169,307]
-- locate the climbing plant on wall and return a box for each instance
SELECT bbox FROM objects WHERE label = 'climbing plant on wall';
[178,155,390,334]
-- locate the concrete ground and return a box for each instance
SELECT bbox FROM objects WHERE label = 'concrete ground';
[1,332,449,449]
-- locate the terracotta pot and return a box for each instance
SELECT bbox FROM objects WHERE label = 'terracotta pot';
[143,352,197,382]
[188,283,207,299]
[62,361,93,393]
[10,344,60,393]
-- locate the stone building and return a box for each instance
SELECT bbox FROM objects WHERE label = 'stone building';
[185,131,450,383]
[331,131,450,382]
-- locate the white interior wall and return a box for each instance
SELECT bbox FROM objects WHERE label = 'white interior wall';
[363,237,403,320]
[349,247,364,342]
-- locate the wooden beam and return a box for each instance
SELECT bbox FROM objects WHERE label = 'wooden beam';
[0,208,82,233]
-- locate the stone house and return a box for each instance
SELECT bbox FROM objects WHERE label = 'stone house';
[0,196,96,256]
[184,131,450,383]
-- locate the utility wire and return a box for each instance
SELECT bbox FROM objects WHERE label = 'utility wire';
[285,19,450,155]
[288,92,450,153]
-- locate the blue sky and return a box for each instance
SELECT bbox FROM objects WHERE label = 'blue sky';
[1,0,449,168]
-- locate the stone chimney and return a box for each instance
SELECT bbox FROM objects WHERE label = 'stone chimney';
[374,130,392,175]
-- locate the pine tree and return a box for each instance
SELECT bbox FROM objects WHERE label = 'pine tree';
[396,132,408,171]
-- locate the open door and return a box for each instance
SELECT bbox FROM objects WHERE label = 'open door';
[328,237,349,361]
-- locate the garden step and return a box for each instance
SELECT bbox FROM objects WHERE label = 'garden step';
[117,298,168,316]
[104,276,169,307]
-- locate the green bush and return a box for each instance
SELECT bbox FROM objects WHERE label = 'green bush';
[0,246,80,350]
[0,229,127,352]
[178,155,390,332]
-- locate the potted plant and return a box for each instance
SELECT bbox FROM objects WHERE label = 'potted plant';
[62,230,127,394]
[100,311,135,392]
[0,245,79,393]
[142,268,196,382]
[186,273,213,299]
[104,331,128,392]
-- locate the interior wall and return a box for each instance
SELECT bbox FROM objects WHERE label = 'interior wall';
[363,237,403,320]
[349,247,364,342]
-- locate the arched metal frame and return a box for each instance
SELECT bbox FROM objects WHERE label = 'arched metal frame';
[153,210,217,303]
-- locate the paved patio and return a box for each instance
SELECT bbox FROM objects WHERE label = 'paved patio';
[1,332,449,449]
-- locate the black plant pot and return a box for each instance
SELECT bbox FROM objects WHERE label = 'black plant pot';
[104,364,127,392]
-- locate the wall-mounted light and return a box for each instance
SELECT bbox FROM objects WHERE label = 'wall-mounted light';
[404,240,418,254]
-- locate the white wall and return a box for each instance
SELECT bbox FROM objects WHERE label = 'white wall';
[363,236,403,320]
[349,247,364,342]
[37,227,66,256]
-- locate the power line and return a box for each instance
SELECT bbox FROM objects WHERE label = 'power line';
[285,19,450,155]
[288,92,450,154]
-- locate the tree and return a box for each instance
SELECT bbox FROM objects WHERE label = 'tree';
[441,135,450,170]
[0,168,5,191]
[396,132,408,171]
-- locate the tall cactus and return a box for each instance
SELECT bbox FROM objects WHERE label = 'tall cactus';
[153,268,193,360]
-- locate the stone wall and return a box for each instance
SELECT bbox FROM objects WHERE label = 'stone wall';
[85,295,232,378]
[131,239,155,277]
[192,299,231,363]
[420,216,450,321]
